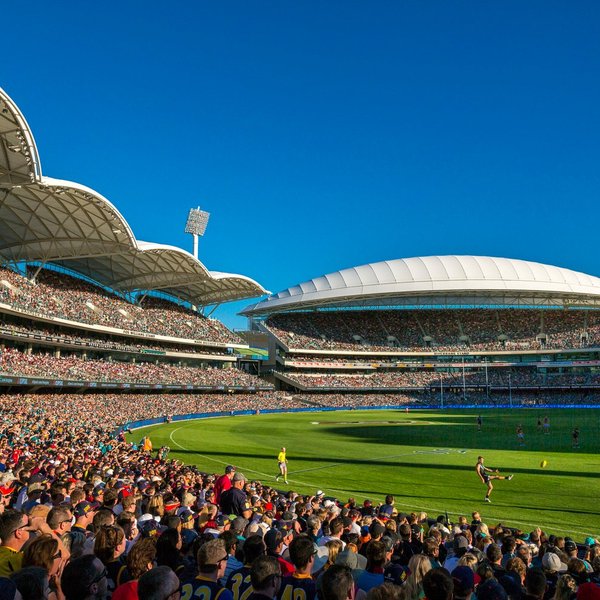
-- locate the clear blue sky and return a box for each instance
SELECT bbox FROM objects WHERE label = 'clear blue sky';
[3,2,600,330]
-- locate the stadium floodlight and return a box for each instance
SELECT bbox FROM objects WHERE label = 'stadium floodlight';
[184,207,210,259]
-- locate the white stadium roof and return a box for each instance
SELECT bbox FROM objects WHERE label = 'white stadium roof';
[0,87,268,306]
[242,255,600,316]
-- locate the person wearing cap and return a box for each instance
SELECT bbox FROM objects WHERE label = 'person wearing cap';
[541,550,567,598]
[20,483,45,514]
[277,536,316,600]
[452,566,475,600]
[72,501,98,536]
[360,500,374,518]
[221,473,252,519]
[264,529,294,577]
[214,466,236,506]
[275,448,288,486]
[181,538,234,599]
[444,535,470,573]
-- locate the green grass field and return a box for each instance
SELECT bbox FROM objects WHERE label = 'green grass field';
[129,408,600,538]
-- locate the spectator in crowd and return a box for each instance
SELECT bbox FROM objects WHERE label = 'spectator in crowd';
[226,535,266,599]
[278,536,316,600]
[356,540,387,594]
[320,564,355,600]
[524,569,547,600]
[61,554,108,600]
[214,466,236,506]
[137,565,180,600]
[0,510,29,577]
[452,565,475,600]
[181,538,232,599]
[112,537,157,600]
[422,569,454,600]
[247,555,280,600]
[11,566,52,600]
[220,473,252,519]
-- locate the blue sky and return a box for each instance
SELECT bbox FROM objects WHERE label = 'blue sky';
[3,2,600,329]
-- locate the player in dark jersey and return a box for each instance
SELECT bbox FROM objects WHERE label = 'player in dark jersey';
[572,427,580,448]
[477,415,482,431]
[476,455,513,503]
[181,538,233,600]
[277,535,317,600]
[226,535,267,600]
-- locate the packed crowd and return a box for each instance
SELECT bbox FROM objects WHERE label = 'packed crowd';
[0,267,242,345]
[0,321,230,357]
[0,347,265,387]
[266,309,600,353]
[280,369,600,390]
[294,390,600,408]
[0,390,598,600]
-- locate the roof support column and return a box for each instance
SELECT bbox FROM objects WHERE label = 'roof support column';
[29,261,47,283]
[206,303,221,318]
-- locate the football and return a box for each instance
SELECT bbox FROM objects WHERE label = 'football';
[540,460,548,468]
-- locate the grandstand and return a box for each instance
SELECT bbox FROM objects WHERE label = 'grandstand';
[0,86,272,394]
[242,256,600,402]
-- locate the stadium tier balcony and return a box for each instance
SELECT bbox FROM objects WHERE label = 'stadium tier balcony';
[0,347,264,387]
[266,309,597,353]
[0,321,230,357]
[0,266,243,345]
[278,369,600,390]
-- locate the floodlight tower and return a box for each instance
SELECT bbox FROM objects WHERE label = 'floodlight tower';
[184,207,210,259]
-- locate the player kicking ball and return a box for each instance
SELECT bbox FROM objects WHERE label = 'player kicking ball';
[275,446,288,484]
[476,455,513,503]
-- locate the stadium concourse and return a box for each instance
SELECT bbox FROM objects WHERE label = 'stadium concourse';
[2,89,600,599]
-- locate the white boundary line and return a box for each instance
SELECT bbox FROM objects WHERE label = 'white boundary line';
[168,423,598,538]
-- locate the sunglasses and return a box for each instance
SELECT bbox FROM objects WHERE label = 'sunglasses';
[9,521,30,536]
[52,549,62,560]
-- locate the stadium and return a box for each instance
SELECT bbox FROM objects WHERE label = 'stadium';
[0,85,599,597]
[243,255,600,406]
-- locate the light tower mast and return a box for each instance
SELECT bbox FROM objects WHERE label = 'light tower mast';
[184,207,210,259]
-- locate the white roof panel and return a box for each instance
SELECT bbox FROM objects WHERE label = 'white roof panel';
[243,255,600,315]
[0,87,268,307]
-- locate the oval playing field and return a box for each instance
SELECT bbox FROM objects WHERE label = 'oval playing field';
[129,408,600,537]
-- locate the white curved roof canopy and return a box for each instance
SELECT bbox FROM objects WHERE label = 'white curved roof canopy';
[242,256,600,315]
[0,87,268,306]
